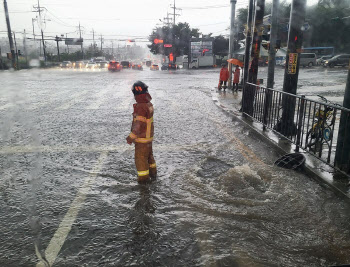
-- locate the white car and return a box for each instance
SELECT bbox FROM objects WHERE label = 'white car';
[86,62,97,69]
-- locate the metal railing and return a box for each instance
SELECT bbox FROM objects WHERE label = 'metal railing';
[242,82,350,174]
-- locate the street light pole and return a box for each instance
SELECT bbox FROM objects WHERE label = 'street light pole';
[242,0,254,113]
[228,0,237,89]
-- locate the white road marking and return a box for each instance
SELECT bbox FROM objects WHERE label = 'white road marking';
[36,151,108,267]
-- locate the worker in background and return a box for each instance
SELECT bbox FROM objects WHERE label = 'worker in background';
[233,65,241,92]
[218,64,229,90]
[126,81,157,183]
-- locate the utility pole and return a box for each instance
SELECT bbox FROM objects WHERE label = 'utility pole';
[170,0,181,26]
[55,35,61,62]
[100,34,103,53]
[3,0,16,69]
[33,0,47,62]
[66,33,69,53]
[23,29,28,67]
[242,0,254,112]
[111,41,114,57]
[228,0,237,89]
[279,0,307,136]
[335,61,350,173]
[0,45,4,70]
[92,29,95,58]
[79,22,84,59]
[243,0,266,115]
[13,31,19,69]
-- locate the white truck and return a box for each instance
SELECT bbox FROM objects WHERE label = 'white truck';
[188,56,216,69]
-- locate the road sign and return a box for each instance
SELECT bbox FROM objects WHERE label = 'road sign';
[65,38,83,45]
[154,39,164,44]
[164,44,172,48]
[288,53,298,74]
[302,22,310,31]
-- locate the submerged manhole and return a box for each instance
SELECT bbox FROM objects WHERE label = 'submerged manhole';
[274,153,305,170]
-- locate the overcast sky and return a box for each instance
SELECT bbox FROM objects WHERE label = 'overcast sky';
[1,0,319,48]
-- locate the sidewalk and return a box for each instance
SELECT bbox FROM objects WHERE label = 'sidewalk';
[211,87,350,199]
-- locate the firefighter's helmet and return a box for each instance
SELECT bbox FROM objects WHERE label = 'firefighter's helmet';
[132,81,149,95]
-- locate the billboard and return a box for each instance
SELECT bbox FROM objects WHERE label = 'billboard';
[190,40,213,58]
[65,38,83,45]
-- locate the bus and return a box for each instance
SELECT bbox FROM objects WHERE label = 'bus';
[302,47,334,57]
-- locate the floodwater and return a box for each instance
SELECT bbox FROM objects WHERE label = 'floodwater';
[0,67,349,266]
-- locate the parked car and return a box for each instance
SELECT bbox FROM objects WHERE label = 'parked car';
[121,61,131,69]
[324,54,350,68]
[150,64,159,70]
[132,63,143,70]
[300,53,317,67]
[86,62,97,69]
[73,61,85,69]
[108,61,122,72]
[316,55,333,66]
[60,61,73,68]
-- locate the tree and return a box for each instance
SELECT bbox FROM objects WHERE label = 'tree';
[213,35,229,57]
[148,22,200,58]
[307,0,350,52]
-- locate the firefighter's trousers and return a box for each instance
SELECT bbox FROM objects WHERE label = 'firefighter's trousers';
[135,142,157,182]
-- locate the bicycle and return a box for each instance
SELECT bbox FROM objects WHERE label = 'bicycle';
[305,95,340,152]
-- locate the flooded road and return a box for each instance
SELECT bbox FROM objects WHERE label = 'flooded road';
[1,67,350,266]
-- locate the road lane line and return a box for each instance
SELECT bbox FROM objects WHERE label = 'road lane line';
[36,151,108,267]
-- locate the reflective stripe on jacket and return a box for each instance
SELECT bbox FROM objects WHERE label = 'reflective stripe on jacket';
[128,93,154,144]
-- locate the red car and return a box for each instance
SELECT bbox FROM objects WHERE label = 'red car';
[108,61,122,72]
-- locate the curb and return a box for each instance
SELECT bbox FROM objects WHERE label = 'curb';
[211,89,350,200]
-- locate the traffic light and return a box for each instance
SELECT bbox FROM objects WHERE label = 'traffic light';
[18,50,21,56]
[169,53,174,62]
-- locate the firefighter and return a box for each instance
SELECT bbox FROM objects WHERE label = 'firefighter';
[218,64,229,90]
[126,81,157,183]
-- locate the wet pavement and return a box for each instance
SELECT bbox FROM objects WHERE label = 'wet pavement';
[1,67,350,267]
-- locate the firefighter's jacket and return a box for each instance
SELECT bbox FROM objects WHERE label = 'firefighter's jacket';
[127,93,154,144]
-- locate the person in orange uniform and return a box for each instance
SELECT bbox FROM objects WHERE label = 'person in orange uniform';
[233,65,241,92]
[218,64,229,90]
[126,81,157,183]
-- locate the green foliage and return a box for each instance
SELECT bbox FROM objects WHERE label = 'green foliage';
[148,22,200,57]
[308,0,350,52]
[238,0,349,53]
[213,35,229,56]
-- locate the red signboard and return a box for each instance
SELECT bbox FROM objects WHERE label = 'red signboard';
[154,39,164,44]
[164,44,172,48]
